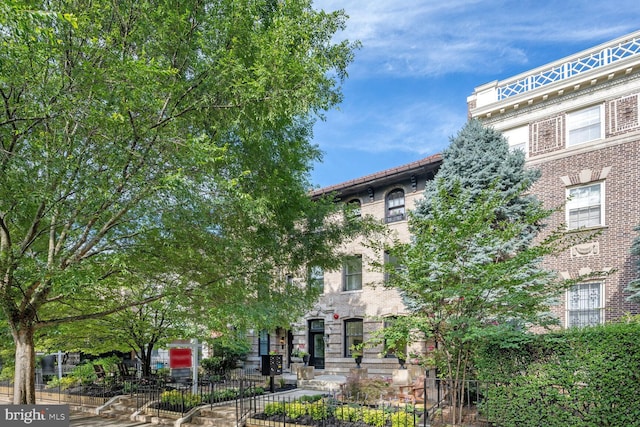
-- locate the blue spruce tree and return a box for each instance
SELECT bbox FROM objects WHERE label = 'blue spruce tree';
[415,119,542,249]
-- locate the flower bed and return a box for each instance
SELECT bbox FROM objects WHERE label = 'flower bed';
[153,385,266,412]
[251,396,421,427]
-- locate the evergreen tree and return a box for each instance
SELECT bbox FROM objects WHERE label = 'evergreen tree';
[415,119,542,249]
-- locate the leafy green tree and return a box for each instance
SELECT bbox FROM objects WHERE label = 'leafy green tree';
[0,0,360,403]
[378,121,590,425]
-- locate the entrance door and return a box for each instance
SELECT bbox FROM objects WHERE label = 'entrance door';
[308,319,325,369]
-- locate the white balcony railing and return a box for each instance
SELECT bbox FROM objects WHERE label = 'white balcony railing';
[498,32,640,101]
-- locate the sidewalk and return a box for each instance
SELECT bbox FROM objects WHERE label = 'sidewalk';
[1,394,153,426]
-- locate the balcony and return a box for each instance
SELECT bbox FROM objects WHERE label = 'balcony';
[472,30,640,111]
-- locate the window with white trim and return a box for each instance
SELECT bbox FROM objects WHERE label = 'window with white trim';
[347,199,362,218]
[343,255,362,291]
[567,183,603,229]
[566,105,603,146]
[503,125,528,156]
[567,283,603,327]
[386,189,405,223]
[308,265,324,292]
[258,330,270,356]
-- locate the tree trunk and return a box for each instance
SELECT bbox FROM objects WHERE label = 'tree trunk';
[137,342,156,378]
[141,344,153,378]
[12,326,37,404]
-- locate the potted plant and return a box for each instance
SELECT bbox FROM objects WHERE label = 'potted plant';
[350,344,363,368]
[291,348,309,365]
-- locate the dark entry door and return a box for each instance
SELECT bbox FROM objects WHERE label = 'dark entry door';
[308,319,325,369]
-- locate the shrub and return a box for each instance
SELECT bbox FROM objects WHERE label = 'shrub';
[47,376,78,390]
[264,401,285,416]
[202,337,250,376]
[334,405,361,422]
[160,390,202,409]
[475,321,640,427]
[362,408,389,427]
[308,400,331,421]
[285,402,306,419]
[390,411,416,427]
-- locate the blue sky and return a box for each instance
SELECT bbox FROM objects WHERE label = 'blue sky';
[308,0,640,189]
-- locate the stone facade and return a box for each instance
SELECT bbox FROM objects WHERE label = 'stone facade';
[244,156,441,376]
[246,30,640,376]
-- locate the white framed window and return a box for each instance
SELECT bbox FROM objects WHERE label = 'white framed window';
[566,182,603,229]
[308,265,324,292]
[566,105,603,146]
[258,330,270,356]
[503,125,529,156]
[567,283,603,327]
[343,255,362,291]
[386,189,405,223]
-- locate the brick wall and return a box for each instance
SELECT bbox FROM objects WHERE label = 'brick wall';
[529,140,640,324]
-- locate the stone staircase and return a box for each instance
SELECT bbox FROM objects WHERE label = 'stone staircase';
[98,395,179,426]
[98,395,141,420]
[296,374,346,393]
[181,405,237,427]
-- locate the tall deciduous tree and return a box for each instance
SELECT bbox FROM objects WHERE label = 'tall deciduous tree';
[379,121,588,425]
[0,0,361,403]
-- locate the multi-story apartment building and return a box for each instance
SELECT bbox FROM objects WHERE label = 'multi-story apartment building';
[468,30,640,328]
[244,156,441,376]
[245,30,640,376]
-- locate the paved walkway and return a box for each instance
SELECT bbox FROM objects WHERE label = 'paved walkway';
[70,412,152,427]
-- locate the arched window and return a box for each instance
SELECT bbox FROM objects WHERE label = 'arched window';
[347,199,361,218]
[386,189,405,222]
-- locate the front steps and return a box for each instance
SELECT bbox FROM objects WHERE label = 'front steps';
[98,395,177,426]
[181,405,237,427]
[296,374,346,393]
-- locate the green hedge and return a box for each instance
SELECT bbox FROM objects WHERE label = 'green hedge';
[475,321,640,427]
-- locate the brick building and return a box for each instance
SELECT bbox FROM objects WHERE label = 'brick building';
[468,29,640,327]
[246,30,640,376]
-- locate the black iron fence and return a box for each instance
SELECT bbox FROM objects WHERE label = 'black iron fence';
[422,377,491,425]
[0,379,117,407]
[1,375,496,426]
[127,377,263,418]
[244,392,427,427]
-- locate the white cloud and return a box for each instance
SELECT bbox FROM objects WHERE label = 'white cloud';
[313,0,640,78]
[314,99,465,156]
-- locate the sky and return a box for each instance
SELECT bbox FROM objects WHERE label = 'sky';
[308,0,640,189]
